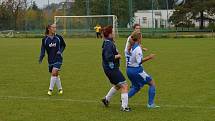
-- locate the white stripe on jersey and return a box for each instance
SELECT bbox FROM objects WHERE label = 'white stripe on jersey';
[124,36,131,57]
[126,44,143,67]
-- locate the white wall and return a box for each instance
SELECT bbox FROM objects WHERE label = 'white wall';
[134,10,215,28]
[134,10,174,28]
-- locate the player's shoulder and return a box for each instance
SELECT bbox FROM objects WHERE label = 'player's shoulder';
[55,34,63,39]
[136,45,142,51]
[55,34,65,41]
[136,46,142,54]
[103,39,114,47]
[104,40,112,45]
[133,45,142,52]
[42,35,48,41]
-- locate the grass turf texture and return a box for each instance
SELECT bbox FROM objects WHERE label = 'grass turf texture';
[0,38,214,121]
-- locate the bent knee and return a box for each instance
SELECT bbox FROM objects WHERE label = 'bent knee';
[51,70,59,76]
[148,80,156,87]
[120,84,128,92]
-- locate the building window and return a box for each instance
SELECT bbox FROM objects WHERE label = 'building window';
[142,17,147,24]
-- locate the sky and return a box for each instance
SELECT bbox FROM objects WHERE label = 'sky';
[28,0,62,8]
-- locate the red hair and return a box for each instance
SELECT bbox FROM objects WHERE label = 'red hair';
[102,25,113,38]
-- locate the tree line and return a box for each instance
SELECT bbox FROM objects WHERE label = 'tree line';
[170,0,215,29]
[0,0,214,31]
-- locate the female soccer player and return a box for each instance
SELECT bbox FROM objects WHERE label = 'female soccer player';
[125,23,148,56]
[126,31,159,108]
[39,23,66,96]
[101,25,131,112]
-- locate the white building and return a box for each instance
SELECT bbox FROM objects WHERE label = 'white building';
[57,0,75,10]
[0,0,5,3]
[134,10,174,28]
[134,9,215,28]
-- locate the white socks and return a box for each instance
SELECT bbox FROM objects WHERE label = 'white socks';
[121,93,128,108]
[56,76,62,90]
[105,86,117,101]
[49,76,57,90]
[49,76,62,91]
[105,86,129,108]
[105,87,128,108]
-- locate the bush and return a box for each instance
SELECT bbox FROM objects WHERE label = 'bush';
[208,22,215,31]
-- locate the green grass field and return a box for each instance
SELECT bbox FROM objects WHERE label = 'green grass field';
[0,37,214,121]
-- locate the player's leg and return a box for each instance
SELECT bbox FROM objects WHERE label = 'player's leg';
[147,79,160,108]
[137,69,159,108]
[119,83,131,112]
[96,32,99,38]
[99,32,102,38]
[102,85,120,107]
[102,70,120,106]
[102,69,131,111]
[127,76,141,98]
[113,70,130,111]
[127,68,141,98]
[128,85,140,98]
[148,79,155,105]
[106,85,120,101]
[47,65,57,96]
[53,63,63,95]
[56,75,63,94]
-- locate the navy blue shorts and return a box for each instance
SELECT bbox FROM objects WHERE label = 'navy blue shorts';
[103,68,126,85]
[48,62,62,73]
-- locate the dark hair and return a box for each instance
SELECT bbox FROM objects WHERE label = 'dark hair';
[45,23,54,35]
[133,23,140,29]
[102,25,113,38]
[130,31,140,42]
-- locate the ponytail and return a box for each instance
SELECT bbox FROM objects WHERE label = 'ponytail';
[45,24,52,35]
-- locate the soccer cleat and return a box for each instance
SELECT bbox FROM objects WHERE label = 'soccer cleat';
[47,90,52,96]
[101,98,109,107]
[58,89,63,95]
[147,104,160,109]
[121,107,131,112]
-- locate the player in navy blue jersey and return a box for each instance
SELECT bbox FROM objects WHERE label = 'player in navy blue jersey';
[101,25,131,112]
[39,23,66,96]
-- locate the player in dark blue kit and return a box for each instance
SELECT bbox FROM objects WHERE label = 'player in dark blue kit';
[39,23,66,96]
[101,25,131,112]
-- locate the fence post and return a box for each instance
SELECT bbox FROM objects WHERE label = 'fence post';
[176,27,178,38]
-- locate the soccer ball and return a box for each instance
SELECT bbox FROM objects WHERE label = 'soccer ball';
[174,0,185,6]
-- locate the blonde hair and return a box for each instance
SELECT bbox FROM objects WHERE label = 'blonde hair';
[130,31,141,42]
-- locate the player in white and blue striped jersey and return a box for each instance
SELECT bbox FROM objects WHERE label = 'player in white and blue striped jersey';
[124,24,147,58]
[125,31,159,108]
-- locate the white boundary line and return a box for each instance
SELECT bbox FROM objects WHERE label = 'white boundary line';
[0,96,214,110]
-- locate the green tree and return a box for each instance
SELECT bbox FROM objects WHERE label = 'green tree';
[0,3,13,30]
[0,0,28,30]
[31,1,39,11]
[170,0,215,29]
[72,0,87,16]
[111,0,129,27]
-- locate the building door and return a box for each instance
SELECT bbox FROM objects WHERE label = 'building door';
[155,19,158,28]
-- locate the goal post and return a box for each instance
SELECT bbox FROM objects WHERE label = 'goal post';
[54,15,118,37]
